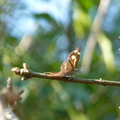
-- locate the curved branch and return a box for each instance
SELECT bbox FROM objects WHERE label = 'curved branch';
[11,63,120,87]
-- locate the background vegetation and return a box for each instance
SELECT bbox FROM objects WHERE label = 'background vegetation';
[1,0,120,119]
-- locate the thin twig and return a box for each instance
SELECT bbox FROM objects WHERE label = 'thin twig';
[0,77,24,120]
[11,63,120,87]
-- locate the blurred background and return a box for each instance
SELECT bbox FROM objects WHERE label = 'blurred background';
[1,0,120,119]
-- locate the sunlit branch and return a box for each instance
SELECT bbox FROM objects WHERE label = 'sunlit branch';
[11,63,120,87]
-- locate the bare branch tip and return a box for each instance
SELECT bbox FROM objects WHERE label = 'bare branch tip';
[21,77,29,81]
[7,77,11,84]
[11,67,21,75]
[21,77,25,81]
[23,63,30,70]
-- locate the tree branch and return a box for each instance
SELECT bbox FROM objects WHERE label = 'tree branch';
[0,77,24,120]
[11,63,120,87]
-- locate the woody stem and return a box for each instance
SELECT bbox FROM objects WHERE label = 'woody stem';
[11,63,120,87]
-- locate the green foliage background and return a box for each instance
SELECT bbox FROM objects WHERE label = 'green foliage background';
[1,0,120,120]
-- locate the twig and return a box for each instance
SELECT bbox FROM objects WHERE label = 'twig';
[11,63,120,87]
[6,77,24,110]
[0,77,24,120]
